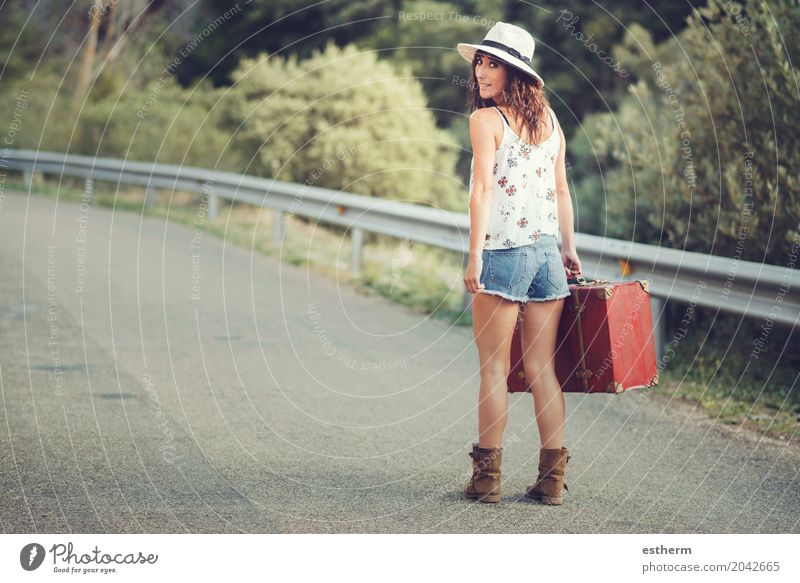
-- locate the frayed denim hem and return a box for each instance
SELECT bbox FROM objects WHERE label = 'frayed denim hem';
[524,291,571,302]
[477,289,528,303]
[478,289,572,303]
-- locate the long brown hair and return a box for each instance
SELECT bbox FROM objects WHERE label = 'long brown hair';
[466,50,551,145]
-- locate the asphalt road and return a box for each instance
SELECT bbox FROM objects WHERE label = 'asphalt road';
[1,191,798,533]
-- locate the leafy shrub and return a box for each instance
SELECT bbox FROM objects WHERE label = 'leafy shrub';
[223,41,462,210]
[572,0,799,264]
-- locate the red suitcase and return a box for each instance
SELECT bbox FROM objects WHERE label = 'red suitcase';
[508,277,659,393]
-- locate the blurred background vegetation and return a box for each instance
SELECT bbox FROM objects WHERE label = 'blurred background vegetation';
[1,0,797,430]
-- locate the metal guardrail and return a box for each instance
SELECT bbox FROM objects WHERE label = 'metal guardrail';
[3,149,797,359]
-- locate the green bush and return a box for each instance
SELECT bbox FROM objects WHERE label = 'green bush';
[223,41,462,210]
[572,0,799,264]
[0,54,242,172]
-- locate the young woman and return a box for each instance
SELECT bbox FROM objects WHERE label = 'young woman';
[457,22,582,505]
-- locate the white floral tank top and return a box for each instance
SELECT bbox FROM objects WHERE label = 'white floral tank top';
[469,105,561,249]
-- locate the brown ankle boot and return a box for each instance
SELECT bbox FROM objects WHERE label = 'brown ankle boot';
[525,447,570,505]
[463,442,502,503]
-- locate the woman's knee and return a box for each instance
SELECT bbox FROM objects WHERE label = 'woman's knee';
[523,359,557,386]
[478,356,511,383]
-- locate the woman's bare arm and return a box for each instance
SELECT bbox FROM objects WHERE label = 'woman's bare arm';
[468,108,497,261]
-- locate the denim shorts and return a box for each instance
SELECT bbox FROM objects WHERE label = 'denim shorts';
[478,234,571,303]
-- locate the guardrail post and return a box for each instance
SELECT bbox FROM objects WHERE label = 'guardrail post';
[23,170,42,189]
[650,295,665,361]
[207,190,218,221]
[273,210,284,245]
[350,227,364,276]
[145,184,157,208]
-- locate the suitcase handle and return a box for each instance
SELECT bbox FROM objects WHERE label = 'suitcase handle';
[567,274,612,286]
[567,274,588,285]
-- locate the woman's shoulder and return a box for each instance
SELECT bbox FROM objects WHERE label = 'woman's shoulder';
[469,107,504,147]
[469,106,502,124]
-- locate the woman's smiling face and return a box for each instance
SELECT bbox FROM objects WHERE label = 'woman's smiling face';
[473,51,508,101]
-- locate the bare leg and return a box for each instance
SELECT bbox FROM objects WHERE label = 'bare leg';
[520,298,566,449]
[471,292,519,448]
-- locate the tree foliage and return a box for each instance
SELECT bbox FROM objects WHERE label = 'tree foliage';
[223,41,461,209]
[573,0,799,264]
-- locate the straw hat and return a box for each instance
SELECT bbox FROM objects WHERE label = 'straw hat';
[457,21,544,86]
